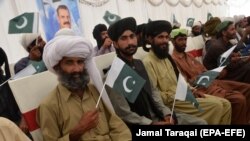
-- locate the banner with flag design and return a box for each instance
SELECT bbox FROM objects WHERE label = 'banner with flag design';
[175,74,202,111]
[193,66,225,88]
[9,12,39,34]
[105,57,145,103]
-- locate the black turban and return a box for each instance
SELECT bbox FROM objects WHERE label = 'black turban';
[108,17,137,41]
[145,20,172,38]
[0,48,11,79]
[92,24,107,48]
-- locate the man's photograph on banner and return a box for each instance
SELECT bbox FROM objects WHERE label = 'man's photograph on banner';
[36,0,82,41]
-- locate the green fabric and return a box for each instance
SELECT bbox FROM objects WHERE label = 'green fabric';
[170,28,188,38]
[215,21,231,33]
[28,60,46,73]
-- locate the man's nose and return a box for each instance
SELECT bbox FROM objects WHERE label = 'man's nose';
[72,64,82,72]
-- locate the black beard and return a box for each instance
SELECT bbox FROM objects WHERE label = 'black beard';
[118,45,137,56]
[151,43,169,59]
[192,31,201,36]
[56,69,90,91]
[174,44,186,53]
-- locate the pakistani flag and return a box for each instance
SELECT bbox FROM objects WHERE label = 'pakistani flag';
[175,74,202,111]
[103,11,121,25]
[9,12,39,34]
[218,45,237,67]
[194,66,225,88]
[186,18,195,27]
[105,57,146,103]
[207,12,213,21]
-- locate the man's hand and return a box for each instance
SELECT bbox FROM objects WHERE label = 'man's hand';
[102,37,112,48]
[69,109,99,141]
[19,116,29,133]
[192,89,206,98]
[164,115,175,125]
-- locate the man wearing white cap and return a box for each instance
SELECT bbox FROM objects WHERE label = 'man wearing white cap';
[14,33,46,74]
[190,21,202,37]
[37,33,131,141]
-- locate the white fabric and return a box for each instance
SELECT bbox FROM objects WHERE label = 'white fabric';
[54,28,77,36]
[192,21,202,27]
[43,35,93,73]
[20,33,40,50]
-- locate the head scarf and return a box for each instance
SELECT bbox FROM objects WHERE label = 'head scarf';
[215,21,234,38]
[204,17,221,37]
[43,34,114,111]
[145,20,172,38]
[20,33,40,52]
[170,28,188,39]
[108,17,137,41]
[92,24,107,48]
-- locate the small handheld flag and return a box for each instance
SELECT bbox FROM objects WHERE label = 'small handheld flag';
[193,66,225,88]
[105,57,145,103]
[9,12,39,34]
[175,74,202,111]
[218,45,237,67]
[186,18,195,27]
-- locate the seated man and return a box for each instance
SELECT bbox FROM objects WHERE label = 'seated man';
[107,17,206,126]
[37,33,131,141]
[92,24,115,56]
[203,21,250,83]
[142,20,231,124]
[171,28,250,124]
[0,117,31,141]
[15,33,47,74]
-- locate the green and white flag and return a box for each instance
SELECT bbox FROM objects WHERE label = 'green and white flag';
[207,12,213,21]
[186,18,195,27]
[9,12,39,34]
[105,57,145,103]
[194,66,225,88]
[175,74,202,111]
[218,45,237,67]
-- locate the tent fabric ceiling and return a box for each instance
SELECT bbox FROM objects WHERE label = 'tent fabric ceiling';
[0,0,241,64]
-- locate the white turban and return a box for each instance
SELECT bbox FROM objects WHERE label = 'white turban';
[20,33,40,51]
[192,21,202,27]
[43,35,114,111]
[54,28,76,37]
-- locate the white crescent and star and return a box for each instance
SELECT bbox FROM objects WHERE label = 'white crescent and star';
[108,15,117,22]
[196,76,210,86]
[123,76,136,93]
[15,16,28,29]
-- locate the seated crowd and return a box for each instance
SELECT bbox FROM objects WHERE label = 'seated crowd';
[1,14,250,141]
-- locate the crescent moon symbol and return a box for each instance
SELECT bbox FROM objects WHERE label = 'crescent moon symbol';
[196,76,210,86]
[123,76,135,93]
[16,16,28,29]
[108,15,117,22]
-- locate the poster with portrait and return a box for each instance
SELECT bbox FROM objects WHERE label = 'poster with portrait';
[36,0,82,41]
